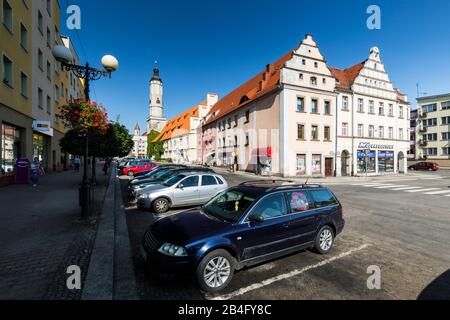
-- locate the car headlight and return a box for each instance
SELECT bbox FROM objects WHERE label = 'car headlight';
[158,243,188,257]
[139,193,150,199]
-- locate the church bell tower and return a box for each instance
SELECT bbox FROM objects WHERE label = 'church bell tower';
[147,63,167,132]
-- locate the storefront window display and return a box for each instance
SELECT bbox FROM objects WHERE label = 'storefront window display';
[378,151,394,172]
[1,124,22,175]
[33,133,47,169]
[311,154,322,175]
[357,150,376,173]
[296,154,306,176]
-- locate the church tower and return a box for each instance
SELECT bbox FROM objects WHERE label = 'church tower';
[147,65,167,132]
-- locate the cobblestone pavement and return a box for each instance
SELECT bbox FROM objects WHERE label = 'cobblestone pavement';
[0,165,109,300]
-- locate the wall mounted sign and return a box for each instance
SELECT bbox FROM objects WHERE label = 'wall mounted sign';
[358,142,394,150]
[32,121,54,137]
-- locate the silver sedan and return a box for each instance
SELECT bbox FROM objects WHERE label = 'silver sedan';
[136,172,229,213]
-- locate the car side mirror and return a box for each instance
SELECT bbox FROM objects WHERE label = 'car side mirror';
[178,183,184,189]
[248,213,264,223]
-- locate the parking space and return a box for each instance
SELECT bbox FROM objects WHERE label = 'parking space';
[121,169,450,300]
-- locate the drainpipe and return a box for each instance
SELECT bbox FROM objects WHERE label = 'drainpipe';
[334,94,338,177]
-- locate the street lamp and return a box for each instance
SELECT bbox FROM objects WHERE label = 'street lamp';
[52,45,118,217]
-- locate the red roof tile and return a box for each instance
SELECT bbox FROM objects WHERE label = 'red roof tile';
[328,62,365,90]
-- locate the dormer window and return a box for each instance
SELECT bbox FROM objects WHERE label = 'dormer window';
[310,77,317,86]
[299,73,303,80]
[314,62,318,68]
[302,59,306,65]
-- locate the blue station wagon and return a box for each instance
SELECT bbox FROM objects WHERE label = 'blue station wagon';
[141,180,345,292]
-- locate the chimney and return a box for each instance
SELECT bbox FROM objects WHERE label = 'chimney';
[266,64,270,72]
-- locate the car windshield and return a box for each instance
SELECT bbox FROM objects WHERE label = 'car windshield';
[163,174,186,187]
[203,190,256,223]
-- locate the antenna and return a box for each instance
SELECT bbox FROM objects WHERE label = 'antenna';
[416,83,427,98]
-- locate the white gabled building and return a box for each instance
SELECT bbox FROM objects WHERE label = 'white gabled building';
[131,123,147,158]
[331,47,411,176]
[155,93,218,164]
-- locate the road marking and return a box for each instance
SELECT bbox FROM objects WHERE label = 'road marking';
[352,183,388,186]
[424,190,450,195]
[405,188,440,193]
[388,186,422,191]
[374,185,404,189]
[208,244,370,301]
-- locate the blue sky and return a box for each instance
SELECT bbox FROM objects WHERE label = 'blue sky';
[61,0,450,133]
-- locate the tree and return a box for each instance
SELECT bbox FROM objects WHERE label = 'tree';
[147,130,165,160]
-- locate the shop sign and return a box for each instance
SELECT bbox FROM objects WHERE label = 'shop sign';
[358,142,394,150]
[32,121,54,137]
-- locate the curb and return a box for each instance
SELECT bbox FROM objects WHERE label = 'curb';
[81,166,138,300]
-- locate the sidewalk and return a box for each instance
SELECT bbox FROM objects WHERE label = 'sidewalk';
[0,165,108,299]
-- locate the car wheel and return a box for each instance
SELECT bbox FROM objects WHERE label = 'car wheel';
[314,226,334,254]
[196,249,236,293]
[128,171,135,177]
[152,198,170,214]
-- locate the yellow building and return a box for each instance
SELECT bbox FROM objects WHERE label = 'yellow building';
[0,0,33,181]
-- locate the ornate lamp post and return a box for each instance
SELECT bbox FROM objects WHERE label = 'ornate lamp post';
[52,45,118,217]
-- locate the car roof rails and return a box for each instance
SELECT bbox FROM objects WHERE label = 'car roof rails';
[239,180,323,190]
[239,180,296,186]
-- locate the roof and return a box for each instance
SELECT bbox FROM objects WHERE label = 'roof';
[417,92,450,102]
[134,123,141,131]
[328,62,365,90]
[204,51,294,125]
[154,100,207,142]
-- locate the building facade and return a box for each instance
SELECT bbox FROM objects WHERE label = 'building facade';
[409,109,418,160]
[332,47,410,176]
[147,66,167,132]
[156,93,218,164]
[416,93,450,167]
[200,36,410,177]
[131,123,147,158]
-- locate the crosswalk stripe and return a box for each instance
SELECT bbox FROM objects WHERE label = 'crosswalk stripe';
[425,190,450,195]
[375,185,408,189]
[352,183,386,186]
[405,188,440,193]
[389,186,422,191]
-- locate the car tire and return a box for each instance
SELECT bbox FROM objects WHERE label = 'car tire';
[128,171,134,177]
[152,198,170,214]
[314,225,335,255]
[196,249,236,293]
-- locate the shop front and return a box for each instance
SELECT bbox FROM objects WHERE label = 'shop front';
[355,142,397,176]
[1,123,23,175]
[32,121,53,171]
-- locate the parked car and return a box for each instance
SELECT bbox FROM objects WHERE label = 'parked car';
[137,172,228,213]
[129,167,215,200]
[408,162,439,171]
[141,180,345,292]
[123,161,158,177]
[130,164,187,182]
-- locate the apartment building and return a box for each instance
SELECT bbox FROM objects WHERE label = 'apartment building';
[0,0,33,182]
[332,47,411,176]
[131,123,147,158]
[409,109,418,160]
[156,94,217,164]
[416,93,450,167]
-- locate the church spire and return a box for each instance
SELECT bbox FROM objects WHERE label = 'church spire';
[151,61,163,83]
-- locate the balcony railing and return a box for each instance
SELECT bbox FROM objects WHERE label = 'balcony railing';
[419,126,428,133]
[419,112,428,119]
[419,140,428,147]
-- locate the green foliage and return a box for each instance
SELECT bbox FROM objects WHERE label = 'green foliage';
[147,130,165,161]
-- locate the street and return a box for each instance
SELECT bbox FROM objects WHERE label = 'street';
[121,170,450,300]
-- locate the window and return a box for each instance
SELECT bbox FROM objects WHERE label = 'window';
[227,118,231,129]
[20,23,28,50]
[2,54,13,87]
[314,62,318,68]
[250,194,287,220]
[351,124,361,139]
[38,88,43,108]
[399,106,404,118]
[342,96,349,111]
[297,124,305,140]
[310,77,317,86]
[342,123,348,136]
[424,118,437,127]
[369,100,375,113]
[245,110,250,123]
[379,102,384,116]
[388,104,394,116]
[299,73,303,80]
[379,126,384,138]
[399,128,404,140]
[424,148,437,156]
[296,154,306,175]
[302,59,306,65]
[322,78,326,84]
[443,148,450,156]
[47,61,51,80]
[55,85,60,102]
[311,99,318,113]
[442,133,450,141]
[324,101,331,115]
[423,103,437,113]
[424,133,437,141]
[310,190,338,208]
[20,72,28,97]
[324,126,330,141]
[442,101,450,110]
[38,11,43,34]
[38,49,43,70]
[234,135,238,147]
[369,125,374,138]
[181,176,199,188]
[46,0,51,15]
[311,125,319,140]
[2,0,13,32]
[442,116,450,125]
[216,176,224,185]
[202,175,218,186]
[311,155,322,174]
[287,191,312,213]
[245,134,249,146]
[388,127,394,139]
[234,115,238,127]
[358,99,364,113]
[296,97,304,112]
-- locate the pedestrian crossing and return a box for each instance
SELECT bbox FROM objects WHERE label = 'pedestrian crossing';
[351,182,450,197]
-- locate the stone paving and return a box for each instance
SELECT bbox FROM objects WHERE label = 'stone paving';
[0,165,108,300]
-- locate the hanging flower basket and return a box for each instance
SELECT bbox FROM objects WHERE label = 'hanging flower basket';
[58,100,111,134]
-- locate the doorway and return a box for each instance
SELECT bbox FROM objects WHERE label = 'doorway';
[341,150,350,176]
[325,158,333,177]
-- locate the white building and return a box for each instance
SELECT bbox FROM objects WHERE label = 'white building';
[131,123,147,158]
[332,47,410,176]
[155,93,218,164]
[147,66,167,132]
